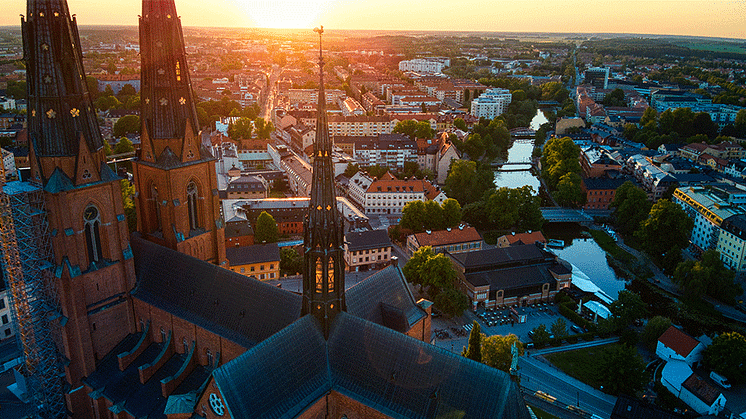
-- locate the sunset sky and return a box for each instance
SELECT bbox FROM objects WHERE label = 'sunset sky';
[2,0,745,39]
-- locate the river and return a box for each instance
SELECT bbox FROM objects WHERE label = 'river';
[492,109,548,192]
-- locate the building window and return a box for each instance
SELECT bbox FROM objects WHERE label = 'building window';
[1,315,7,325]
[315,257,323,292]
[240,267,245,273]
[187,181,200,230]
[84,205,103,264]
[151,184,162,232]
[0,298,4,310]
[327,257,335,292]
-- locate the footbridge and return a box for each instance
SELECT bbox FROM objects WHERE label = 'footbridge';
[540,208,594,225]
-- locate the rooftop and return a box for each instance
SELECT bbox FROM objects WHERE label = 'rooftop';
[658,326,700,358]
[412,227,482,247]
[225,243,280,266]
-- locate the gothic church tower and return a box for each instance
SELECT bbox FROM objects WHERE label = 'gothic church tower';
[302,27,346,337]
[133,0,225,264]
[23,0,137,415]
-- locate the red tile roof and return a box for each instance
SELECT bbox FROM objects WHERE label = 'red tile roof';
[658,326,700,357]
[412,227,482,247]
[502,231,547,245]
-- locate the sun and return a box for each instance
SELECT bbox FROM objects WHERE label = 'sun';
[236,0,336,29]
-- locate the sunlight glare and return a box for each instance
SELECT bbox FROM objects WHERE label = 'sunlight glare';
[236,0,337,29]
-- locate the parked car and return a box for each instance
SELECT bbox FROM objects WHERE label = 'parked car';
[710,371,731,389]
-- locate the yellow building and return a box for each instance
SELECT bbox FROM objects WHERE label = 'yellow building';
[226,243,280,281]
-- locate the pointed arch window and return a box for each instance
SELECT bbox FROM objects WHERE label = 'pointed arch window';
[187,181,199,230]
[175,60,182,81]
[84,205,103,264]
[327,257,335,293]
[151,184,162,232]
[315,257,323,292]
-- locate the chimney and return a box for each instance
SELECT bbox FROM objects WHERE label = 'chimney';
[391,256,399,267]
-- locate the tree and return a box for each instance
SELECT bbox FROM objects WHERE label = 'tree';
[400,200,427,233]
[635,199,693,272]
[413,121,435,139]
[343,163,360,178]
[641,316,672,350]
[402,246,435,288]
[433,288,470,317]
[113,115,140,138]
[227,117,253,140]
[95,95,122,112]
[120,180,137,232]
[254,118,274,139]
[693,112,718,139]
[117,83,137,100]
[484,186,543,231]
[540,136,581,190]
[113,137,135,155]
[703,332,746,384]
[482,334,523,373]
[735,109,746,137]
[597,344,646,395]
[641,107,658,127]
[280,247,302,276]
[610,181,652,238]
[392,120,418,139]
[609,290,648,332]
[423,200,444,231]
[441,198,462,228]
[673,249,743,304]
[254,211,279,243]
[420,253,457,295]
[103,140,112,156]
[443,160,495,206]
[461,321,482,362]
[531,324,551,347]
[550,318,568,339]
[453,118,467,131]
[366,165,389,179]
[554,172,585,207]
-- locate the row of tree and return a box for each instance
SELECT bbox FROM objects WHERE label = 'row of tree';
[402,246,469,317]
[540,136,585,207]
[227,117,274,140]
[399,199,462,233]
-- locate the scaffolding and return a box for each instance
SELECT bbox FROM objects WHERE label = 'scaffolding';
[0,179,66,419]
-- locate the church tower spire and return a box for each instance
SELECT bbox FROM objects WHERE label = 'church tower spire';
[302,27,345,337]
[23,0,106,184]
[133,0,226,264]
[22,1,138,417]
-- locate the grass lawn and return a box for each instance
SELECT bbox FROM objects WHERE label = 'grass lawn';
[544,343,620,390]
[589,230,636,264]
[527,405,560,419]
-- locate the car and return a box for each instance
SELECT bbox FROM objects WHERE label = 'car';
[571,325,583,333]
[710,371,731,389]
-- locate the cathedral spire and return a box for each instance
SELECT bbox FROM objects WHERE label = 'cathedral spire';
[302,26,345,337]
[23,0,105,182]
[139,0,199,154]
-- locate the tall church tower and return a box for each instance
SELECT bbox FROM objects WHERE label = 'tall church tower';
[22,0,137,416]
[302,27,346,337]
[133,0,225,264]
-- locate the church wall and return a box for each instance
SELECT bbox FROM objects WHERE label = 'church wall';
[220,339,246,364]
[88,299,133,361]
[195,325,222,366]
[297,391,393,419]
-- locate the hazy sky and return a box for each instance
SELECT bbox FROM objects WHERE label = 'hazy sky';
[2,0,745,39]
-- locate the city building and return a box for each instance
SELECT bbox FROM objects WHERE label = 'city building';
[2,147,16,179]
[287,88,345,105]
[584,67,610,89]
[327,115,393,136]
[656,326,706,368]
[398,58,450,74]
[580,145,622,178]
[224,217,254,248]
[407,226,483,255]
[225,175,268,199]
[0,287,15,340]
[470,88,512,119]
[581,177,625,210]
[226,243,280,280]
[351,133,418,169]
[661,361,726,416]
[673,185,746,253]
[343,229,393,271]
[717,214,746,271]
[448,244,572,310]
[625,154,677,201]
[496,231,547,248]
[349,171,447,216]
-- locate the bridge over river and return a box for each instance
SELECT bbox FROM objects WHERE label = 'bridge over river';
[540,208,594,225]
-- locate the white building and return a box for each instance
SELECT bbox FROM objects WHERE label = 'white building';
[661,361,726,416]
[470,88,512,120]
[348,171,447,216]
[398,58,450,74]
[287,88,346,105]
[2,148,16,179]
[656,326,706,367]
[673,186,746,253]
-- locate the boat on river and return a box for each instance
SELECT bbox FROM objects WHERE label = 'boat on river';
[547,239,565,248]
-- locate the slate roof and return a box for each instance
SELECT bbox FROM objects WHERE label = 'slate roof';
[131,234,301,349]
[225,219,253,238]
[213,313,531,419]
[582,176,626,190]
[346,264,426,329]
[451,243,549,271]
[500,231,546,246]
[344,229,392,252]
[225,243,280,266]
[658,326,700,358]
[611,394,684,419]
[464,263,559,296]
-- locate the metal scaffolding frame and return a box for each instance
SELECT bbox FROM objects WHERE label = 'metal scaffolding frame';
[0,180,66,419]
